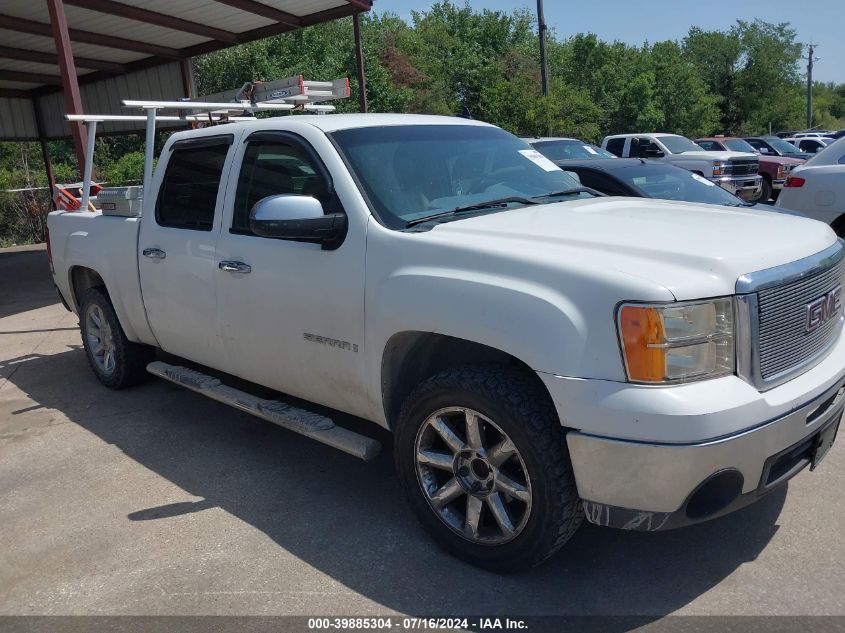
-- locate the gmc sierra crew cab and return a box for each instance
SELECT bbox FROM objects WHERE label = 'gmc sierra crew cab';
[48,113,845,571]
[602,133,763,201]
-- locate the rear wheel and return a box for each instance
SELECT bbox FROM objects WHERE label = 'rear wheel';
[395,365,583,572]
[79,287,155,389]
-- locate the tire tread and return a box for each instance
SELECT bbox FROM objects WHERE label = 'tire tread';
[395,364,583,571]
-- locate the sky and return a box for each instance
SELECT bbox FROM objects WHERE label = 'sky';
[377,0,844,84]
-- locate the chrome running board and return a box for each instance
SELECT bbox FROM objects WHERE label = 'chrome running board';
[147,361,381,461]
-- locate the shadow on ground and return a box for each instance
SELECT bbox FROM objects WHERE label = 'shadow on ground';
[1,341,787,618]
[0,248,60,320]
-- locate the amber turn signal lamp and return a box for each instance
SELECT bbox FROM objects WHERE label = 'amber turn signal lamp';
[619,306,666,382]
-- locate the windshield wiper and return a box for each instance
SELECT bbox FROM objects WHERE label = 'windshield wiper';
[405,196,539,227]
[532,187,602,200]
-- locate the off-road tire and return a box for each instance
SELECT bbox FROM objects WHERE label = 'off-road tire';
[79,287,155,389]
[395,365,583,572]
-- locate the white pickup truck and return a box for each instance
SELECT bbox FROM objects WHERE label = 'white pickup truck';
[602,133,763,201]
[48,113,845,571]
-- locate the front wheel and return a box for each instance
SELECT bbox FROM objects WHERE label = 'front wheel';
[759,177,773,203]
[395,365,583,572]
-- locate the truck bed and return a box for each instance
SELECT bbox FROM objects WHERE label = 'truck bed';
[48,210,157,346]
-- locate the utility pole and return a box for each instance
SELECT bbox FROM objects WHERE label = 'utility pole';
[537,0,549,98]
[806,44,818,129]
[536,0,551,135]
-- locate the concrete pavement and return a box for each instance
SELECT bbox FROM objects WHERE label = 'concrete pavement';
[1,244,844,617]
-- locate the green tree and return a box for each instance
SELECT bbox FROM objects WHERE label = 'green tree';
[649,41,719,136]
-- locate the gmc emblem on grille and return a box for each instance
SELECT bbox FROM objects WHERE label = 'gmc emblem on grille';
[806,285,843,333]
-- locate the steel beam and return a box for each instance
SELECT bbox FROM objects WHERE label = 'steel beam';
[45,0,87,177]
[0,70,63,86]
[0,13,181,59]
[180,58,196,98]
[32,99,56,208]
[211,0,301,28]
[344,0,373,10]
[63,0,239,44]
[0,88,31,98]
[0,45,126,73]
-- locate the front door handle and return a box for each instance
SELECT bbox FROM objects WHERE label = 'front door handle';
[218,260,252,274]
[142,247,166,259]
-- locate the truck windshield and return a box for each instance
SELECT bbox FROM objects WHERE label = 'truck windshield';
[723,139,758,153]
[659,136,704,154]
[330,125,586,229]
[767,137,804,155]
[531,139,616,161]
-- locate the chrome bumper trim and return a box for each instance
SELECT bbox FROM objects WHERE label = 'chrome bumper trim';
[566,373,845,514]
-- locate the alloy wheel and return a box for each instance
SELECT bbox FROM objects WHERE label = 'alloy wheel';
[414,407,532,545]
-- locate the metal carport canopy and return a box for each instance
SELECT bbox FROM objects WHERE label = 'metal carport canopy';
[0,0,372,181]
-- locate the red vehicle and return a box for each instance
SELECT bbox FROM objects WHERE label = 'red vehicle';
[695,136,804,202]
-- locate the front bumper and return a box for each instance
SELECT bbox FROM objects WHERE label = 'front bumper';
[773,178,786,190]
[713,174,763,201]
[569,379,843,530]
[540,329,845,530]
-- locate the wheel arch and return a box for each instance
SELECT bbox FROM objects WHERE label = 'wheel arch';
[67,265,151,344]
[380,331,555,430]
[69,265,107,311]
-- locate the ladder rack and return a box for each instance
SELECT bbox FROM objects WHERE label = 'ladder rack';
[64,75,350,211]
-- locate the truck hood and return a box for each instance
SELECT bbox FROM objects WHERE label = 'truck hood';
[759,155,804,167]
[428,197,836,301]
[677,150,757,160]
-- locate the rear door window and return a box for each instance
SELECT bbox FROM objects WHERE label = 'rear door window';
[605,138,625,157]
[156,138,232,230]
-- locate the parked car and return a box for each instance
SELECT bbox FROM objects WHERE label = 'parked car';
[48,114,845,572]
[793,131,832,138]
[601,133,762,201]
[695,136,803,201]
[828,130,845,140]
[785,137,832,154]
[744,135,813,160]
[776,136,845,235]
[560,158,765,209]
[523,137,617,161]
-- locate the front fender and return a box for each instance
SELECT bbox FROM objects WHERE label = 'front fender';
[370,267,590,377]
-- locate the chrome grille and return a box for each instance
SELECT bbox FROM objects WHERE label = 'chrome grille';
[727,159,759,176]
[757,256,845,380]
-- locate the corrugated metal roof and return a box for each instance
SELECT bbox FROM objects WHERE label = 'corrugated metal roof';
[135,0,277,32]
[61,6,211,49]
[0,0,371,140]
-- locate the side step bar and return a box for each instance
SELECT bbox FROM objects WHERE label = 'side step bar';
[147,361,381,461]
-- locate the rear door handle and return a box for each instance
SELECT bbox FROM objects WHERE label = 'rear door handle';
[218,260,252,274]
[142,248,166,259]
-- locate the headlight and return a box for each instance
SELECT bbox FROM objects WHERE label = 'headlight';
[617,298,735,384]
[777,165,786,180]
[712,160,728,177]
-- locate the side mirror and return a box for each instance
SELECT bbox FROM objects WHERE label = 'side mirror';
[645,148,664,158]
[249,194,347,250]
